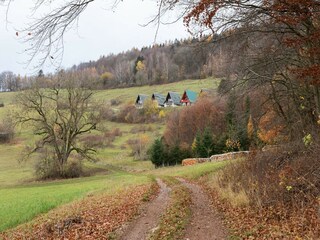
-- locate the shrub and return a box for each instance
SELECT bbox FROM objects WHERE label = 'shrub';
[130,125,154,134]
[64,160,83,178]
[34,154,60,180]
[0,133,10,143]
[149,139,192,167]
[110,99,121,106]
[0,102,4,108]
[217,141,319,222]
[0,117,14,143]
[35,152,83,180]
[81,135,105,148]
[100,105,116,121]
[126,134,150,160]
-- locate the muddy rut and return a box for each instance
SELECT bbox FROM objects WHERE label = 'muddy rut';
[118,178,170,240]
[179,178,227,240]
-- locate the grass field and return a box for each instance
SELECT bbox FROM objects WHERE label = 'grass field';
[94,78,219,105]
[0,78,221,232]
[0,171,151,232]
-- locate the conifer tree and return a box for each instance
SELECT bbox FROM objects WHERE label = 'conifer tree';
[202,128,214,157]
[150,139,165,167]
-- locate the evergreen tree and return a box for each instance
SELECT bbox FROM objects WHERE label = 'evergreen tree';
[202,128,214,157]
[192,131,203,157]
[168,145,181,165]
[150,139,165,167]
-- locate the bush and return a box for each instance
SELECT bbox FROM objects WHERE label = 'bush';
[100,105,116,121]
[130,125,154,134]
[149,139,192,167]
[64,160,83,178]
[81,135,106,148]
[217,140,319,215]
[110,99,121,106]
[0,102,4,108]
[34,155,60,180]
[0,133,10,143]
[35,154,83,180]
[126,134,150,160]
[0,117,14,143]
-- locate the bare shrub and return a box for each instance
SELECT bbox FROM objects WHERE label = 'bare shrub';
[110,99,121,106]
[116,102,164,124]
[64,159,83,178]
[35,154,83,180]
[126,134,150,160]
[130,125,154,134]
[80,128,122,149]
[81,135,105,148]
[116,104,141,123]
[219,141,320,221]
[100,105,116,121]
[0,116,14,143]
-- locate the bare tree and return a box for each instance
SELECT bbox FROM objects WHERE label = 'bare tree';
[16,80,101,178]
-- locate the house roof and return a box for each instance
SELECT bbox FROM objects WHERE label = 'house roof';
[165,91,181,105]
[135,94,148,104]
[152,93,166,106]
[183,90,198,103]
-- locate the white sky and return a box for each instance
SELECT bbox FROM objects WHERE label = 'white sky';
[0,0,189,76]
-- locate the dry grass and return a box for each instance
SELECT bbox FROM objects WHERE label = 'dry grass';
[208,173,249,207]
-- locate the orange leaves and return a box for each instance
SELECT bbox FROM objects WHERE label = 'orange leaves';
[258,110,284,144]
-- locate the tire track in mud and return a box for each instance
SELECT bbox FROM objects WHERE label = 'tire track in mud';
[178,178,227,240]
[118,178,171,240]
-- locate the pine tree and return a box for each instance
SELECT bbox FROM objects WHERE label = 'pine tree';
[150,139,165,167]
[202,128,214,157]
[192,132,203,157]
[169,145,181,165]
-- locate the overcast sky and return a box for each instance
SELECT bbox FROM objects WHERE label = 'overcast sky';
[0,0,190,76]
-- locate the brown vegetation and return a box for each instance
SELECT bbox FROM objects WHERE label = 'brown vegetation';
[204,142,320,239]
[164,96,226,148]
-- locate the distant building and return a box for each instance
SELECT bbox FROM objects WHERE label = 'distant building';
[151,93,165,107]
[135,94,148,108]
[180,90,198,106]
[164,91,181,107]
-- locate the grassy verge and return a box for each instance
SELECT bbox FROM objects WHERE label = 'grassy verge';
[150,161,228,179]
[149,177,192,240]
[0,171,151,232]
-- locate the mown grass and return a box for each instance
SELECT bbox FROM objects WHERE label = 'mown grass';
[0,171,151,232]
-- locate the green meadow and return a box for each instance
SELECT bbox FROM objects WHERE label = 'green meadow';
[0,78,221,232]
[0,172,150,232]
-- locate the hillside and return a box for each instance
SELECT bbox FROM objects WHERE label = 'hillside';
[0,77,222,234]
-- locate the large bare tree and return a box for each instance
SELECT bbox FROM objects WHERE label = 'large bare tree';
[16,80,101,178]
